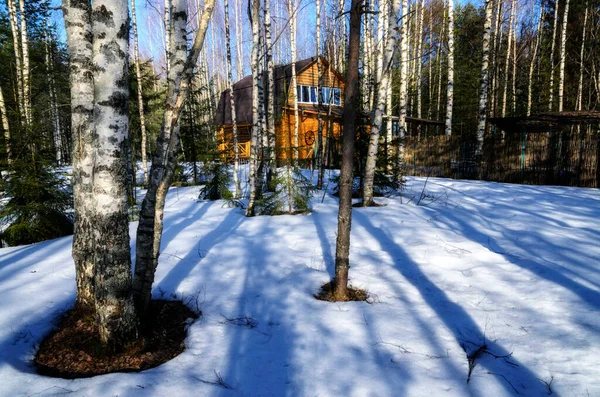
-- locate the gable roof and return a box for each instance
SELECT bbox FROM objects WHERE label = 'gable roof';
[215,57,341,126]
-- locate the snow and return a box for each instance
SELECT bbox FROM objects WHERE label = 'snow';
[0,175,599,396]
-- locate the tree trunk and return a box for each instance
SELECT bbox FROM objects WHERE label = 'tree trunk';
[415,0,424,122]
[286,0,299,166]
[246,0,261,216]
[398,0,409,154]
[445,0,454,136]
[476,0,493,156]
[577,5,588,111]
[548,0,559,111]
[0,86,11,165]
[91,0,137,348]
[490,0,503,117]
[557,0,569,112]
[527,5,543,116]
[133,0,215,317]
[7,0,25,126]
[333,0,361,300]
[44,22,63,165]
[63,0,96,309]
[224,0,241,197]
[235,0,244,80]
[264,0,276,182]
[361,0,400,207]
[501,0,515,117]
[17,0,31,125]
[317,0,324,189]
[131,0,149,187]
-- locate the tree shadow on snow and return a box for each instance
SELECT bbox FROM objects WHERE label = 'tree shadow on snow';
[353,210,552,396]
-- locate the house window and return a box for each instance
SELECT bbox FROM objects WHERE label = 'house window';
[297,85,341,105]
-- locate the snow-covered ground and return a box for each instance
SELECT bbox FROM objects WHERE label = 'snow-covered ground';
[0,176,599,396]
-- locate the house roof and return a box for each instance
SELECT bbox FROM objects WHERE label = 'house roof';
[215,57,340,126]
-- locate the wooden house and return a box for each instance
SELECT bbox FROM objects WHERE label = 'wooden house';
[215,56,345,160]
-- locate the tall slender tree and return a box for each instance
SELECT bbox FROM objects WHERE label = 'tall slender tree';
[476,0,493,156]
[133,0,215,316]
[557,0,569,112]
[333,0,361,300]
[445,0,454,135]
[361,0,401,207]
[548,0,560,111]
[0,86,11,166]
[131,0,150,186]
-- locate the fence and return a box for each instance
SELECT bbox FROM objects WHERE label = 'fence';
[403,126,600,188]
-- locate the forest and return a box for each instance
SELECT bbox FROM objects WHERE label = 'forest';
[0,0,599,394]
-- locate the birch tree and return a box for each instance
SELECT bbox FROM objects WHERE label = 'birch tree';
[7,0,25,126]
[445,0,454,136]
[501,0,516,117]
[577,4,588,111]
[528,3,543,116]
[361,0,400,207]
[548,0,559,111]
[246,0,261,216]
[557,0,569,112]
[63,0,96,309]
[316,0,324,189]
[333,0,361,300]
[476,0,493,155]
[224,0,241,196]
[131,0,149,186]
[18,0,31,125]
[264,0,276,181]
[133,0,215,316]
[286,0,299,165]
[398,0,409,157]
[90,0,138,346]
[0,86,11,165]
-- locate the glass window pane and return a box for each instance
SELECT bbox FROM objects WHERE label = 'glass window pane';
[302,86,310,103]
[334,88,341,105]
[310,87,317,103]
[297,85,301,102]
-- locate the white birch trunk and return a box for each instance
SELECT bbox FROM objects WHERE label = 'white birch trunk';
[44,22,62,164]
[317,0,324,189]
[501,0,515,117]
[133,0,215,316]
[131,0,149,186]
[415,0,424,121]
[265,0,276,178]
[548,0,559,111]
[0,86,11,165]
[557,0,569,112]
[527,4,543,116]
[362,0,401,206]
[287,0,299,166]
[91,0,137,346]
[577,5,588,111]
[224,0,241,196]
[235,0,244,80]
[476,0,493,155]
[7,0,25,126]
[246,0,261,216]
[490,0,503,117]
[445,0,454,135]
[398,0,409,148]
[63,0,96,309]
[17,0,31,125]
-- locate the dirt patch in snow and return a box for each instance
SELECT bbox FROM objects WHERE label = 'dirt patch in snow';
[314,281,368,302]
[34,300,198,378]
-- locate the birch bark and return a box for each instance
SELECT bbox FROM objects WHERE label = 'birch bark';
[286,0,299,166]
[224,0,241,196]
[548,0,559,111]
[501,0,515,117]
[7,0,25,126]
[17,0,31,125]
[445,0,454,136]
[476,0,493,155]
[63,0,96,309]
[557,0,569,112]
[133,0,215,316]
[131,0,149,186]
[246,0,261,216]
[527,5,543,116]
[0,86,11,165]
[577,5,588,111]
[361,0,401,206]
